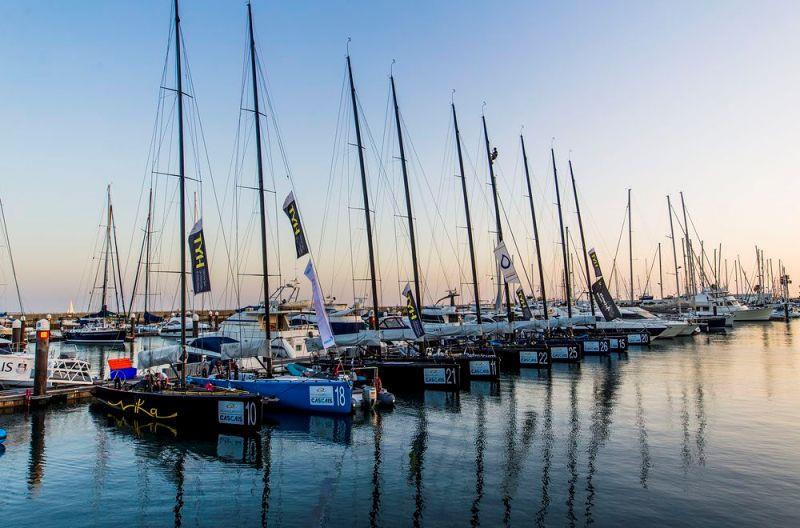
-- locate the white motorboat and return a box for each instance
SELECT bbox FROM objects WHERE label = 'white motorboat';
[691,291,772,324]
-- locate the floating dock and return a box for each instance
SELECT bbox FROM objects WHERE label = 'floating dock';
[0,384,94,412]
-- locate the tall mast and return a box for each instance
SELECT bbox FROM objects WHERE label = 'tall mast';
[452,103,481,324]
[627,188,634,303]
[101,184,112,313]
[679,192,694,294]
[520,135,547,321]
[110,193,126,313]
[174,0,188,385]
[568,159,595,315]
[667,196,680,299]
[390,74,421,307]
[0,197,24,314]
[347,55,380,329]
[144,187,153,318]
[482,115,512,322]
[248,3,272,360]
[551,148,572,317]
[657,242,663,299]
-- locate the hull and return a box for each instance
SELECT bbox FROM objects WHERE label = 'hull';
[188,376,353,415]
[732,307,773,322]
[92,385,262,431]
[64,328,127,343]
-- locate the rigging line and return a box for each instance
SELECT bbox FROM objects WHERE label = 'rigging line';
[401,109,461,290]
[607,202,628,289]
[0,198,23,313]
[497,193,535,297]
[642,244,659,295]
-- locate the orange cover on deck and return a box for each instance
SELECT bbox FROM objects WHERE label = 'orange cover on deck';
[108,358,133,370]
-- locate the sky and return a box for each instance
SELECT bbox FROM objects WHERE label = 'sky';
[0,0,798,313]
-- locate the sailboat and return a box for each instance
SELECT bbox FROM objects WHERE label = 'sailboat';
[64,185,127,344]
[186,3,353,414]
[92,0,262,433]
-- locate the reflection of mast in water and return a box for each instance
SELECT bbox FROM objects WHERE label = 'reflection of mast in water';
[408,406,428,527]
[681,387,692,475]
[27,411,46,496]
[566,375,579,526]
[470,395,486,528]
[370,413,383,528]
[261,429,272,528]
[535,379,553,527]
[173,451,186,528]
[692,354,707,466]
[500,375,537,526]
[585,359,621,525]
[635,381,651,488]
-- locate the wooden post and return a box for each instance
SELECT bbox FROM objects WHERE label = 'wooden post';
[33,319,50,397]
[130,313,137,339]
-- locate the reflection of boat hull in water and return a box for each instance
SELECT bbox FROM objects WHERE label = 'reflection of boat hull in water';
[64,327,127,344]
[187,375,353,415]
[263,411,353,445]
[92,385,262,432]
[90,409,263,464]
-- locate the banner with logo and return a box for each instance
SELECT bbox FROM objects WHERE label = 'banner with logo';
[494,241,520,283]
[188,219,211,294]
[588,247,603,279]
[516,287,533,319]
[591,277,621,321]
[304,261,335,349]
[282,192,309,258]
[402,283,425,338]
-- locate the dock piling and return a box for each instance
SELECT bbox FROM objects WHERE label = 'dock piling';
[33,319,50,397]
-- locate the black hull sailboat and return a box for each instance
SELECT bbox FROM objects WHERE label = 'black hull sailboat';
[93,384,261,433]
[63,327,127,344]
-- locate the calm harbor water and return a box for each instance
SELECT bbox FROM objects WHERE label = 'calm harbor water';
[2,322,799,527]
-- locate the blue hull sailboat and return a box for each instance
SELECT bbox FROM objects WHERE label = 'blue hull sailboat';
[187,375,352,415]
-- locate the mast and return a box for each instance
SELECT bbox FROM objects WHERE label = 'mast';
[520,135,548,321]
[679,192,694,294]
[667,196,680,299]
[101,184,112,313]
[551,148,572,317]
[0,197,24,314]
[110,193,126,313]
[144,187,153,318]
[347,55,380,329]
[482,115,512,322]
[248,2,272,363]
[452,103,481,324]
[390,74,421,307]
[657,242,663,299]
[568,159,595,315]
[627,188,634,303]
[174,0,188,386]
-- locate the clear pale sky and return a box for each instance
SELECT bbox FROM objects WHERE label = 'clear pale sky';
[0,0,797,313]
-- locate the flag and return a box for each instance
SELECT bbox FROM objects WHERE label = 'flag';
[588,248,603,278]
[402,283,425,338]
[494,241,520,283]
[188,219,211,294]
[591,277,621,321]
[516,287,533,319]
[283,192,309,258]
[304,261,335,349]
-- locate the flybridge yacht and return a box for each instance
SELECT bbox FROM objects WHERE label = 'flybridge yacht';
[691,290,772,324]
[198,303,317,359]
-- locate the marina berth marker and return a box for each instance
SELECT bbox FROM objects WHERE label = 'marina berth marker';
[33,319,50,397]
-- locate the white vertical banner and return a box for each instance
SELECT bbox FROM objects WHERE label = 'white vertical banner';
[494,241,520,284]
[304,261,335,349]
